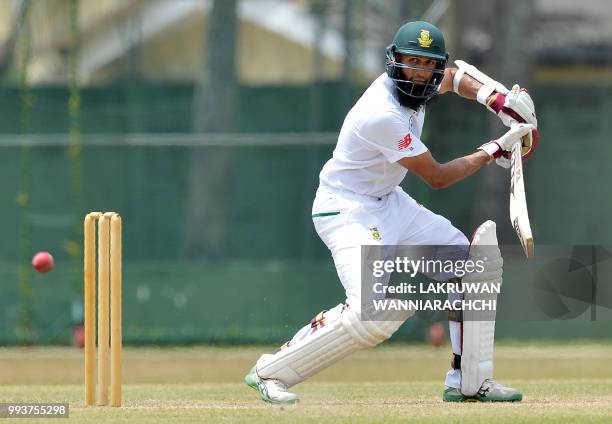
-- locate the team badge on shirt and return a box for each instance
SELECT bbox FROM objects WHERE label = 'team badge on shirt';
[370,226,382,241]
[398,133,413,150]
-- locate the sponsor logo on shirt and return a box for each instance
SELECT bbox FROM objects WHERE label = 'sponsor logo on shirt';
[398,133,413,151]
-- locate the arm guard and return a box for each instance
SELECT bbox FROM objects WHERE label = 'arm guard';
[453,60,537,128]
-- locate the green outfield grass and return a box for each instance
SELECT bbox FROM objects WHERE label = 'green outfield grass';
[2,342,612,423]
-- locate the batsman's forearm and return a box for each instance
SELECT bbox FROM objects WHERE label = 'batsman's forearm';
[434,151,491,188]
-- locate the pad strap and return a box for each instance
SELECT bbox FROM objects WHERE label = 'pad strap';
[452,353,462,370]
[448,310,463,322]
[447,277,464,321]
[311,310,327,330]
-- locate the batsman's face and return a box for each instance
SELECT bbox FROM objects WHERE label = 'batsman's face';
[397,54,437,84]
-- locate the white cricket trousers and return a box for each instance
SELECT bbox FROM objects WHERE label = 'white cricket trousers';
[312,184,469,308]
[282,184,469,388]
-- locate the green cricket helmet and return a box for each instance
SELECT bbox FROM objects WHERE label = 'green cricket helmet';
[385,21,449,101]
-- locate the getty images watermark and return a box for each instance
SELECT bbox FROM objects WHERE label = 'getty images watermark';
[369,255,499,313]
[361,244,612,322]
[0,403,69,418]
[361,244,499,320]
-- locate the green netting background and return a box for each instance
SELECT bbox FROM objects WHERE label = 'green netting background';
[1,81,611,344]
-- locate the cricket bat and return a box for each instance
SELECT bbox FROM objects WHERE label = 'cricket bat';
[509,138,534,259]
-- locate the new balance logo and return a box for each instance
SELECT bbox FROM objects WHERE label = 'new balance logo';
[398,133,413,150]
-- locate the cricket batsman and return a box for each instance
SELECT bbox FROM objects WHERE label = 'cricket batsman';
[245,20,538,404]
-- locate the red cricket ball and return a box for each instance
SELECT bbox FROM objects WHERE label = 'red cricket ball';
[32,251,55,273]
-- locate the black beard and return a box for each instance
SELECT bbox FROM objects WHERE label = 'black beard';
[393,84,438,111]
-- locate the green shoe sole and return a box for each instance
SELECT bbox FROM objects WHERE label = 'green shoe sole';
[443,388,522,402]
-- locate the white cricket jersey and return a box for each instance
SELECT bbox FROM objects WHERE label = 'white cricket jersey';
[319,73,428,197]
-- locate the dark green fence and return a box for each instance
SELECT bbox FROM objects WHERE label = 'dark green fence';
[1,81,611,345]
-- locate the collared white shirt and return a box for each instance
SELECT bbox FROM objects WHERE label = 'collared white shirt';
[320,73,428,197]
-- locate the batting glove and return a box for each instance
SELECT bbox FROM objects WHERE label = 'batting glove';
[479,123,535,166]
[487,84,537,128]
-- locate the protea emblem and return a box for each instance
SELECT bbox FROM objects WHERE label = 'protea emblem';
[418,29,433,48]
[370,226,381,241]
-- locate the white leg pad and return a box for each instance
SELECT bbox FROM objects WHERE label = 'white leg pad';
[460,220,503,396]
[256,305,410,387]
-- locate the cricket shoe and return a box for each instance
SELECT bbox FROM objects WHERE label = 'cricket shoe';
[443,379,522,402]
[244,366,299,404]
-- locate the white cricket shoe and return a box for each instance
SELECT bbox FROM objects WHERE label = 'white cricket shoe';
[443,379,522,402]
[244,366,299,404]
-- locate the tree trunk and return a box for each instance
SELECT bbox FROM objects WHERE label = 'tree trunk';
[185,0,238,259]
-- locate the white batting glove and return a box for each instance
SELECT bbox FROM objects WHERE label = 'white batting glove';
[496,121,540,167]
[495,156,512,169]
[498,123,534,150]
[478,123,535,165]
[487,84,537,128]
